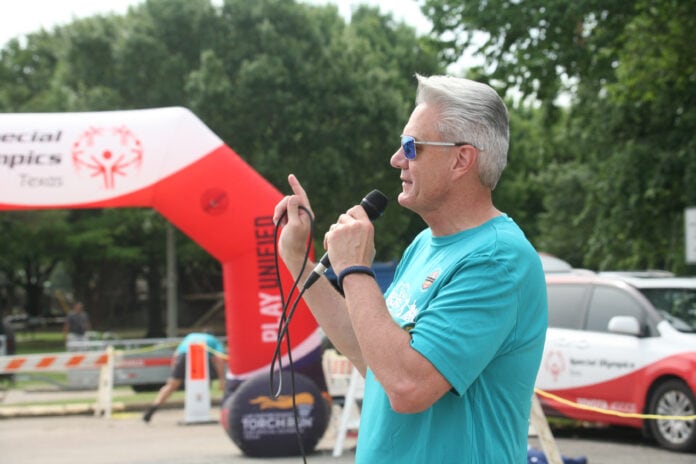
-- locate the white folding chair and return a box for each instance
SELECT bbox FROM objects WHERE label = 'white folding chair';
[321,349,364,457]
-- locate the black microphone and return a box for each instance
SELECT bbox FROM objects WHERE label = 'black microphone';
[302,189,388,290]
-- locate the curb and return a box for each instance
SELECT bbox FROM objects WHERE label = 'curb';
[0,399,224,419]
[0,401,129,418]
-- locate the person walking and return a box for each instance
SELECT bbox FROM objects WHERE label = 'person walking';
[63,301,91,348]
[142,331,226,423]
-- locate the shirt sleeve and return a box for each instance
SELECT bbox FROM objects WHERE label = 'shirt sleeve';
[409,256,518,396]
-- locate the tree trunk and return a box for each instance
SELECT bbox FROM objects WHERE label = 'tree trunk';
[145,260,165,338]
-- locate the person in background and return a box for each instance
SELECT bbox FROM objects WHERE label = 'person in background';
[142,331,226,423]
[273,74,548,462]
[63,301,91,348]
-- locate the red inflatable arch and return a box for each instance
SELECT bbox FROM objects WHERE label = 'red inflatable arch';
[0,107,323,387]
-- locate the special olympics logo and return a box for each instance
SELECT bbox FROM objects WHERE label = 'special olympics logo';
[71,126,143,189]
[544,350,566,382]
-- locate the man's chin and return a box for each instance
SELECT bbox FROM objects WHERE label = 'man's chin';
[397,192,414,209]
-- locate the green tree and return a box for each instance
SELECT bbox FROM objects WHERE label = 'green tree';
[0,212,70,317]
[421,0,635,104]
[0,0,443,332]
[0,31,61,111]
[563,0,696,271]
[422,0,696,273]
[189,0,442,258]
[493,103,554,244]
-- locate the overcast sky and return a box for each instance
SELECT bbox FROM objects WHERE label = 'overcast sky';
[0,0,430,47]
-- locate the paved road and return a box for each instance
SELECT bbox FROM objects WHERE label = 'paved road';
[528,427,696,464]
[2,389,696,463]
[0,407,357,464]
[0,387,357,464]
[4,411,696,464]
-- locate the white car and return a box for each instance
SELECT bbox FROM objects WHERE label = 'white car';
[536,272,696,452]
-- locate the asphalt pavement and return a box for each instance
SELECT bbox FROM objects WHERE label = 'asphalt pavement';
[0,410,360,464]
[0,386,357,464]
[2,387,696,463]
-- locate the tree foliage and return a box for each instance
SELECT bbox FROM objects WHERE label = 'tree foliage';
[422,0,696,272]
[1,0,693,333]
[0,0,441,330]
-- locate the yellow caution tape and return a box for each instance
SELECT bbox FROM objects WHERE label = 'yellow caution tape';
[117,341,228,359]
[535,388,696,421]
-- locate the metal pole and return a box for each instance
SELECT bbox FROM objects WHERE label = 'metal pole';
[166,222,178,338]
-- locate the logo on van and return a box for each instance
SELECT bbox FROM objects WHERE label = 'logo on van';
[544,350,566,382]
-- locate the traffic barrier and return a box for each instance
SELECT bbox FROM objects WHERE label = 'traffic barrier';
[0,351,111,373]
[66,338,180,390]
[94,346,115,418]
[182,341,215,424]
[0,348,117,418]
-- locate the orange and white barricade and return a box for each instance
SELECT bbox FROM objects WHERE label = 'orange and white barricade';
[0,351,111,373]
[182,341,215,424]
[94,346,116,418]
[0,348,117,418]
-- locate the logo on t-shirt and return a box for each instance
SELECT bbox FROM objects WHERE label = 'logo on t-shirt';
[422,268,441,290]
[386,282,418,324]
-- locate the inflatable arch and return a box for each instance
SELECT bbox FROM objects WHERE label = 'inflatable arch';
[0,107,323,387]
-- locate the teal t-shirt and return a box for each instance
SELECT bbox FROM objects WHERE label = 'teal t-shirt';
[356,215,547,463]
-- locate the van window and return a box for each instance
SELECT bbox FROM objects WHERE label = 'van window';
[638,288,696,332]
[547,284,589,329]
[586,286,644,333]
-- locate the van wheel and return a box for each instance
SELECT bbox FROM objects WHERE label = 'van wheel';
[647,379,696,452]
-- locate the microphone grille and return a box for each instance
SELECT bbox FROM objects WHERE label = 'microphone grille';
[361,189,388,221]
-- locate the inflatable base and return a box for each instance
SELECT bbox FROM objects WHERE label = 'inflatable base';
[221,371,330,457]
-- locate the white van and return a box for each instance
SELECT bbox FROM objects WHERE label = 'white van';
[536,272,696,452]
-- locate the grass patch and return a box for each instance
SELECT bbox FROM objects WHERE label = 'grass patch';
[14,329,152,355]
[14,331,65,355]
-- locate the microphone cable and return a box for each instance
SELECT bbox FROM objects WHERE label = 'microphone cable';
[269,205,315,463]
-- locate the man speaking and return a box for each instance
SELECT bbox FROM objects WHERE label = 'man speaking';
[273,74,547,462]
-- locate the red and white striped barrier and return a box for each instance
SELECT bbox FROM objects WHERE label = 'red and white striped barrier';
[0,348,117,419]
[0,351,111,374]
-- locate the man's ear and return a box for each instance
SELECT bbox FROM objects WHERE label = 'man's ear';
[452,145,478,178]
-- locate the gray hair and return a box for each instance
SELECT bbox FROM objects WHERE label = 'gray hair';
[415,74,509,190]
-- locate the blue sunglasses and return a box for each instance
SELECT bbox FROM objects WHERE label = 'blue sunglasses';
[400,135,475,160]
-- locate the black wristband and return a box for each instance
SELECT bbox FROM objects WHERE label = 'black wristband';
[337,265,376,291]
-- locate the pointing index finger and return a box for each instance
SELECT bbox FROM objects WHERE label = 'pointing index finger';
[287,174,307,201]
[288,174,313,213]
